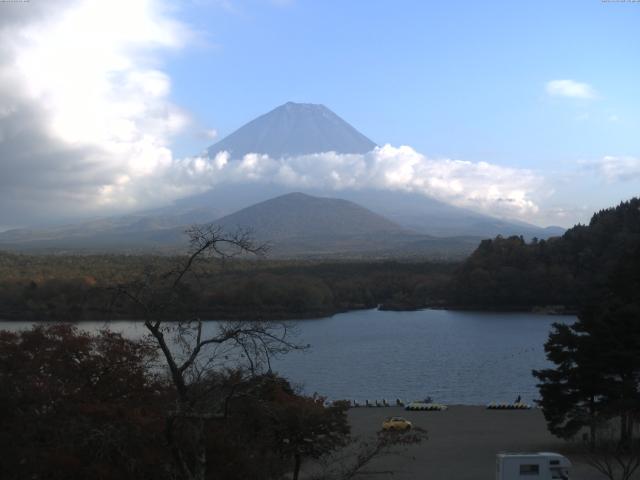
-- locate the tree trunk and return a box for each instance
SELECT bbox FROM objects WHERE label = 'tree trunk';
[193,418,207,480]
[620,413,630,449]
[589,397,597,451]
[293,453,302,480]
[165,394,208,480]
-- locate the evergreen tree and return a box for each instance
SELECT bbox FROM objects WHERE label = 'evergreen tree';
[533,320,606,448]
[534,241,640,448]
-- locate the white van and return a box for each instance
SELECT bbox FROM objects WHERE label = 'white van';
[496,452,571,480]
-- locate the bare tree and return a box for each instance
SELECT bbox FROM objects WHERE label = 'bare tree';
[310,428,428,480]
[113,224,302,480]
[579,424,640,480]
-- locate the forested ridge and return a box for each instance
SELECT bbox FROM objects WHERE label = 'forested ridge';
[449,197,640,310]
[1,197,638,320]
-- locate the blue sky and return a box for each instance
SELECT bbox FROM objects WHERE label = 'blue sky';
[170,0,639,161]
[168,0,640,224]
[0,0,638,228]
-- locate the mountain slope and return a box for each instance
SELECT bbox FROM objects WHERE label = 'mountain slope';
[0,206,219,246]
[213,192,404,240]
[211,192,478,258]
[331,189,564,239]
[207,102,376,158]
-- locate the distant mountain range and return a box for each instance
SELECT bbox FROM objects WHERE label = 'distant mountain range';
[0,192,479,258]
[0,102,564,257]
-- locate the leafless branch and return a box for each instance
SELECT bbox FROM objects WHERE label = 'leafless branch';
[310,428,428,480]
[579,426,640,480]
[107,224,297,480]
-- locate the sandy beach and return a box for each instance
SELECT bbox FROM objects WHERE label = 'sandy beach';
[322,406,609,480]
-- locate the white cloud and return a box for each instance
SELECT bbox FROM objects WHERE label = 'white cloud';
[589,156,640,183]
[0,0,199,223]
[546,79,596,99]
[163,145,543,219]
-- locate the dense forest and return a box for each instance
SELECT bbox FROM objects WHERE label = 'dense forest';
[448,197,640,310]
[0,254,454,321]
[1,197,638,321]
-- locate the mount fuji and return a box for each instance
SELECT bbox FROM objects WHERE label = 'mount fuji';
[0,102,563,255]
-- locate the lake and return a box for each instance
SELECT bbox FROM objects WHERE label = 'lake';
[0,308,574,405]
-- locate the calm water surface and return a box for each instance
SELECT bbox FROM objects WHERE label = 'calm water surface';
[0,309,574,405]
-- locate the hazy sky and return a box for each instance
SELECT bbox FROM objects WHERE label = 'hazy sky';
[0,0,639,229]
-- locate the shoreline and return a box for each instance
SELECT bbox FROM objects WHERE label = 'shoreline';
[0,304,578,323]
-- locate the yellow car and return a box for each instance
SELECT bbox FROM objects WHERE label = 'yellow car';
[382,416,412,431]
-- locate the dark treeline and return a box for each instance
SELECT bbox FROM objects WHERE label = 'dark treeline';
[448,198,640,311]
[0,254,455,321]
[2,197,638,320]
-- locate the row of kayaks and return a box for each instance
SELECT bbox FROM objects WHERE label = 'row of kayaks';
[343,400,531,410]
[350,400,404,407]
[405,402,448,411]
[350,401,448,410]
[486,402,532,409]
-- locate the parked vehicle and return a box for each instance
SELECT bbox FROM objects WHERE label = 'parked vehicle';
[496,452,571,480]
[382,416,412,431]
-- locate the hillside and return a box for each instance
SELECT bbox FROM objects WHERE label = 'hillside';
[211,192,479,258]
[214,192,403,239]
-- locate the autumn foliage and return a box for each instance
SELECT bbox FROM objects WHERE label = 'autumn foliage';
[0,325,352,480]
[0,324,167,480]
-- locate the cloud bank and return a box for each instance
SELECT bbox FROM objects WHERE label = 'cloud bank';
[0,0,193,223]
[168,145,543,218]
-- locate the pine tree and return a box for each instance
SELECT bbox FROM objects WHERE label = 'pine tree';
[534,243,640,448]
[533,320,607,448]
